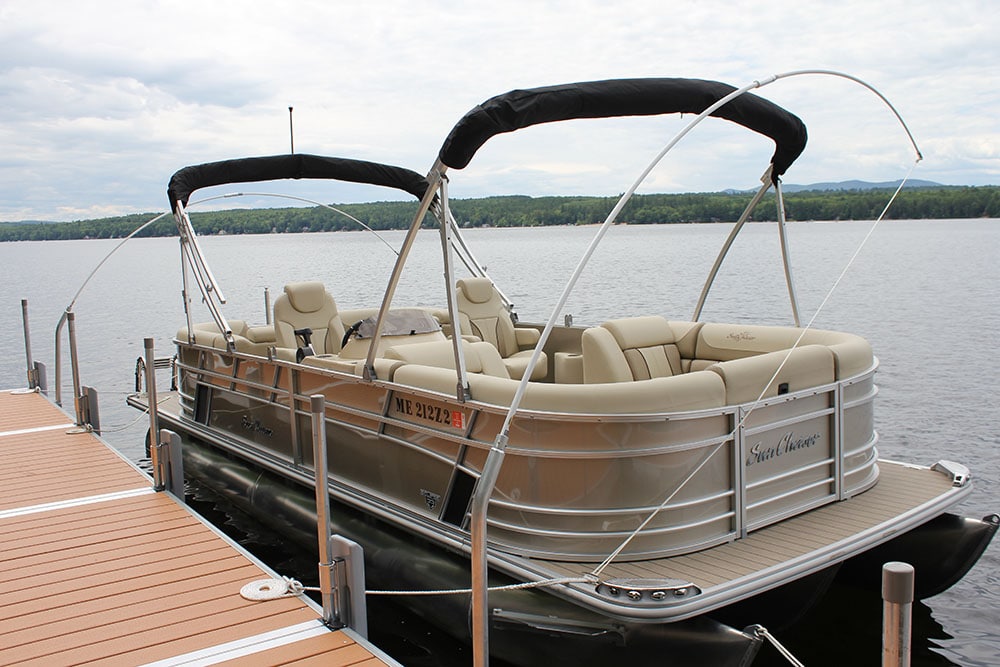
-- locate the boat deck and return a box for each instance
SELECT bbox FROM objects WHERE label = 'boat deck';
[513,458,964,621]
[0,388,394,667]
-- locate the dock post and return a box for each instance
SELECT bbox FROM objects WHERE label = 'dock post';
[21,299,39,390]
[157,429,185,499]
[882,561,914,667]
[145,338,163,490]
[80,386,101,434]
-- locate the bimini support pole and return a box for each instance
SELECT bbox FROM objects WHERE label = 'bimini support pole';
[693,171,773,321]
[173,202,234,350]
[364,165,443,380]
[774,178,802,327]
[437,176,471,401]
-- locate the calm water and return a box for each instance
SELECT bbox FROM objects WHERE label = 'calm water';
[2,219,998,665]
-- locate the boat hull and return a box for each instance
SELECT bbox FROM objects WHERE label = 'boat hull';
[139,410,993,665]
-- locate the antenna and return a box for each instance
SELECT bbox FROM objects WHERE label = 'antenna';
[288,106,295,154]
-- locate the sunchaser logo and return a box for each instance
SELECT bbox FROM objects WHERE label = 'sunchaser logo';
[746,431,822,467]
[241,415,273,438]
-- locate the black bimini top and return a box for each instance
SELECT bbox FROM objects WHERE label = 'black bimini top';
[167,153,431,212]
[438,78,808,182]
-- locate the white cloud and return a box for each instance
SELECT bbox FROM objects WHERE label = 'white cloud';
[1,0,998,222]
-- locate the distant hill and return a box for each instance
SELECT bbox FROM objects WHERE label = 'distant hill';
[3,181,995,241]
[777,179,944,193]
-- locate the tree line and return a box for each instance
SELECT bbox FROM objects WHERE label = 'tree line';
[2,186,997,242]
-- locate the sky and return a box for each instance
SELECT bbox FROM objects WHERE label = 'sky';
[1,0,998,222]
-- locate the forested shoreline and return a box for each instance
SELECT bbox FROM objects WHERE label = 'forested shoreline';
[2,185,997,242]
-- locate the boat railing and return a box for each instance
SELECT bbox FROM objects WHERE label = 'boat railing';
[170,338,880,562]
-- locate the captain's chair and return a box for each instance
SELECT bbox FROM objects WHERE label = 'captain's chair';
[273,281,346,356]
[455,277,546,381]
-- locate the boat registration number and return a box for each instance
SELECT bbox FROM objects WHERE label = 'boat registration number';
[393,396,466,430]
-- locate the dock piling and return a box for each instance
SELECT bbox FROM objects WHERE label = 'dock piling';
[882,561,914,667]
[20,299,40,390]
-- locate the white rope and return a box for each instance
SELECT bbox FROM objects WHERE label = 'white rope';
[241,574,591,601]
[97,396,173,434]
[366,575,592,596]
[751,625,806,666]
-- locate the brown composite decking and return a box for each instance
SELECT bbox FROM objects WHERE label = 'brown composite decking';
[0,389,394,667]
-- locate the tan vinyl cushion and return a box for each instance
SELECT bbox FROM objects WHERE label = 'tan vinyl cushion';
[177,320,254,351]
[391,365,726,414]
[706,344,835,404]
[581,326,631,383]
[583,316,682,383]
[602,315,682,380]
[273,281,346,355]
[695,323,873,380]
[385,339,510,378]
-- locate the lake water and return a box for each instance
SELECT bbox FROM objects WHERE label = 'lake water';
[1,219,997,665]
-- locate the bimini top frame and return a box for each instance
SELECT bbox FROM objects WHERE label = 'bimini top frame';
[166,153,432,351]
[362,77,810,382]
[387,73,918,667]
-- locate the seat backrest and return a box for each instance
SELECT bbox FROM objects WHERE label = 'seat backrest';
[273,281,345,355]
[455,278,518,358]
[582,316,682,383]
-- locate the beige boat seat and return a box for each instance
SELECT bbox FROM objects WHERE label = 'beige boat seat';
[273,281,346,355]
[582,315,682,383]
[384,339,510,379]
[455,277,546,381]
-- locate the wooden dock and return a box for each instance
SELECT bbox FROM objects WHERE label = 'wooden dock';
[0,388,395,666]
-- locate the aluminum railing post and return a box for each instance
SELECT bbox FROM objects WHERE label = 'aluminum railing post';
[311,394,337,626]
[882,561,914,667]
[54,311,66,406]
[67,311,84,426]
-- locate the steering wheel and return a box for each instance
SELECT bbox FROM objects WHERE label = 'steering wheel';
[341,320,364,349]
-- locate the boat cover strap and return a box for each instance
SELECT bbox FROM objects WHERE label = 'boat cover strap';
[167,154,431,211]
[438,78,808,181]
